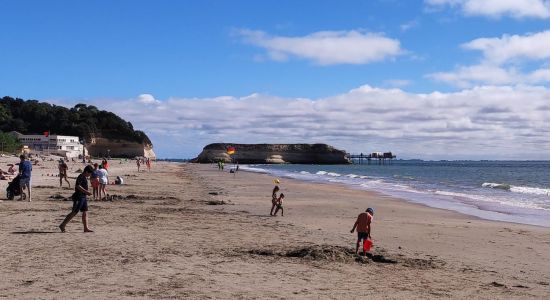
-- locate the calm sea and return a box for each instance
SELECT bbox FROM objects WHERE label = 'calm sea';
[241,161,550,227]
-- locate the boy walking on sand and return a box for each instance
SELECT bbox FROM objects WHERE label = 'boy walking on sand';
[59,165,94,233]
[350,207,374,255]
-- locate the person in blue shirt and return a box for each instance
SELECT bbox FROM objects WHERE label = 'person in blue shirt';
[18,154,32,202]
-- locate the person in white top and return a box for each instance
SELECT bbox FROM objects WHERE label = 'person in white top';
[97,165,109,200]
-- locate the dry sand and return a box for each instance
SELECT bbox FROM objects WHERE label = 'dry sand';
[0,157,549,299]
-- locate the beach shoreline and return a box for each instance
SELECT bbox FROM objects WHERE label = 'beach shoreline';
[0,158,549,299]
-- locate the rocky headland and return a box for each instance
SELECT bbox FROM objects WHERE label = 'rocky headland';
[192,143,350,164]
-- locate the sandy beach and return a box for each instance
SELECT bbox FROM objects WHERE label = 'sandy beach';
[1,158,549,299]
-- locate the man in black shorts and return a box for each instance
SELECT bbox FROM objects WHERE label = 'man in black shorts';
[59,165,94,233]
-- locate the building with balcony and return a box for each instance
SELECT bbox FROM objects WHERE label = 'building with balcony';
[11,132,85,158]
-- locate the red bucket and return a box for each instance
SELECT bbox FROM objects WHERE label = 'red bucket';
[363,239,373,252]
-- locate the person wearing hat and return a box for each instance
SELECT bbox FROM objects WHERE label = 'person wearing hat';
[350,207,374,256]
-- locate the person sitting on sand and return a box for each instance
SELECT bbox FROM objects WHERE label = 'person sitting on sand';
[270,185,280,216]
[59,165,94,233]
[58,159,71,188]
[7,164,15,175]
[350,207,374,256]
[273,193,285,216]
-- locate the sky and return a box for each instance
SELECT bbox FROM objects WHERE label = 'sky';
[1,0,550,159]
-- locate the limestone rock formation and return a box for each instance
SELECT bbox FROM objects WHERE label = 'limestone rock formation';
[86,137,156,159]
[193,143,350,164]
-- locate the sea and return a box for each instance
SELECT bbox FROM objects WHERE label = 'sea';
[240,161,550,228]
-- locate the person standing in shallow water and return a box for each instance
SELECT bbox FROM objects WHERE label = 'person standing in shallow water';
[59,165,94,233]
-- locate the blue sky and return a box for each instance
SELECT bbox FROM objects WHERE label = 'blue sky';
[1,0,550,159]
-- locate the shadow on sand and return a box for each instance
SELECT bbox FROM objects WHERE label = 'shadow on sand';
[11,230,58,234]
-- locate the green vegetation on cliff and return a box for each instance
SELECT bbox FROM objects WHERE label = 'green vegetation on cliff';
[0,96,151,145]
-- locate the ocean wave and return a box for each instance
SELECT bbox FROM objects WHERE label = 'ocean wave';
[316,171,341,177]
[510,185,550,196]
[482,182,511,190]
[483,182,550,196]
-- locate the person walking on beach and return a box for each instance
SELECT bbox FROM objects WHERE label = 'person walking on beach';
[350,208,374,256]
[146,157,151,171]
[59,165,94,233]
[18,154,32,201]
[136,158,141,172]
[58,159,70,188]
[273,193,285,216]
[97,165,109,200]
[270,185,280,216]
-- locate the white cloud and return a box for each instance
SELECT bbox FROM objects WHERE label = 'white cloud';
[429,30,550,87]
[137,94,161,105]
[384,79,413,87]
[235,29,403,65]
[426,0,550,19]
[463,31,550,63]
[428,64,521,87]
[400,20,419,31]
[91,85,550,159]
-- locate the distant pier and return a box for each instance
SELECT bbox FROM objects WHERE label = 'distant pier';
[348,152,396,165]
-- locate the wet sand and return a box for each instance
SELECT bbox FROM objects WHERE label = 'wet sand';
[0,158,549,299]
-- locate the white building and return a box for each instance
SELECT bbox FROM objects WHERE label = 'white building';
[12,132,85,158]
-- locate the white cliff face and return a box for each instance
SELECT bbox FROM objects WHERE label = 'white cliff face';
[193,143,350,164]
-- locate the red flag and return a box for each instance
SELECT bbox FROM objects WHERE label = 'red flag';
[43,131,49,137]
[227,146,236,155]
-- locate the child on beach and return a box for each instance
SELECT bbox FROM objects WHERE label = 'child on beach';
[270,185,280,216]
[59,165,94,233]
[350,208,374,256]
[58,159,70,188]
[90,163,100,200]
[273,193,285,216]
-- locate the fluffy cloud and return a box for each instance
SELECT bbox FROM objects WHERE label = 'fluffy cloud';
[235,29,403,65]
[137,94,161,105]
[429,30,550,87]
[426,0,550,19]
[463,31,550,63]
[97,85,550,159]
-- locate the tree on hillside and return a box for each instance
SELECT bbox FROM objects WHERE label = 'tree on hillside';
[0,131,21,153]
[0,96,152,145]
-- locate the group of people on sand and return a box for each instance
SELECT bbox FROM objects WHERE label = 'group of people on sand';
[269,179,373,256]
[136,157,151,172]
